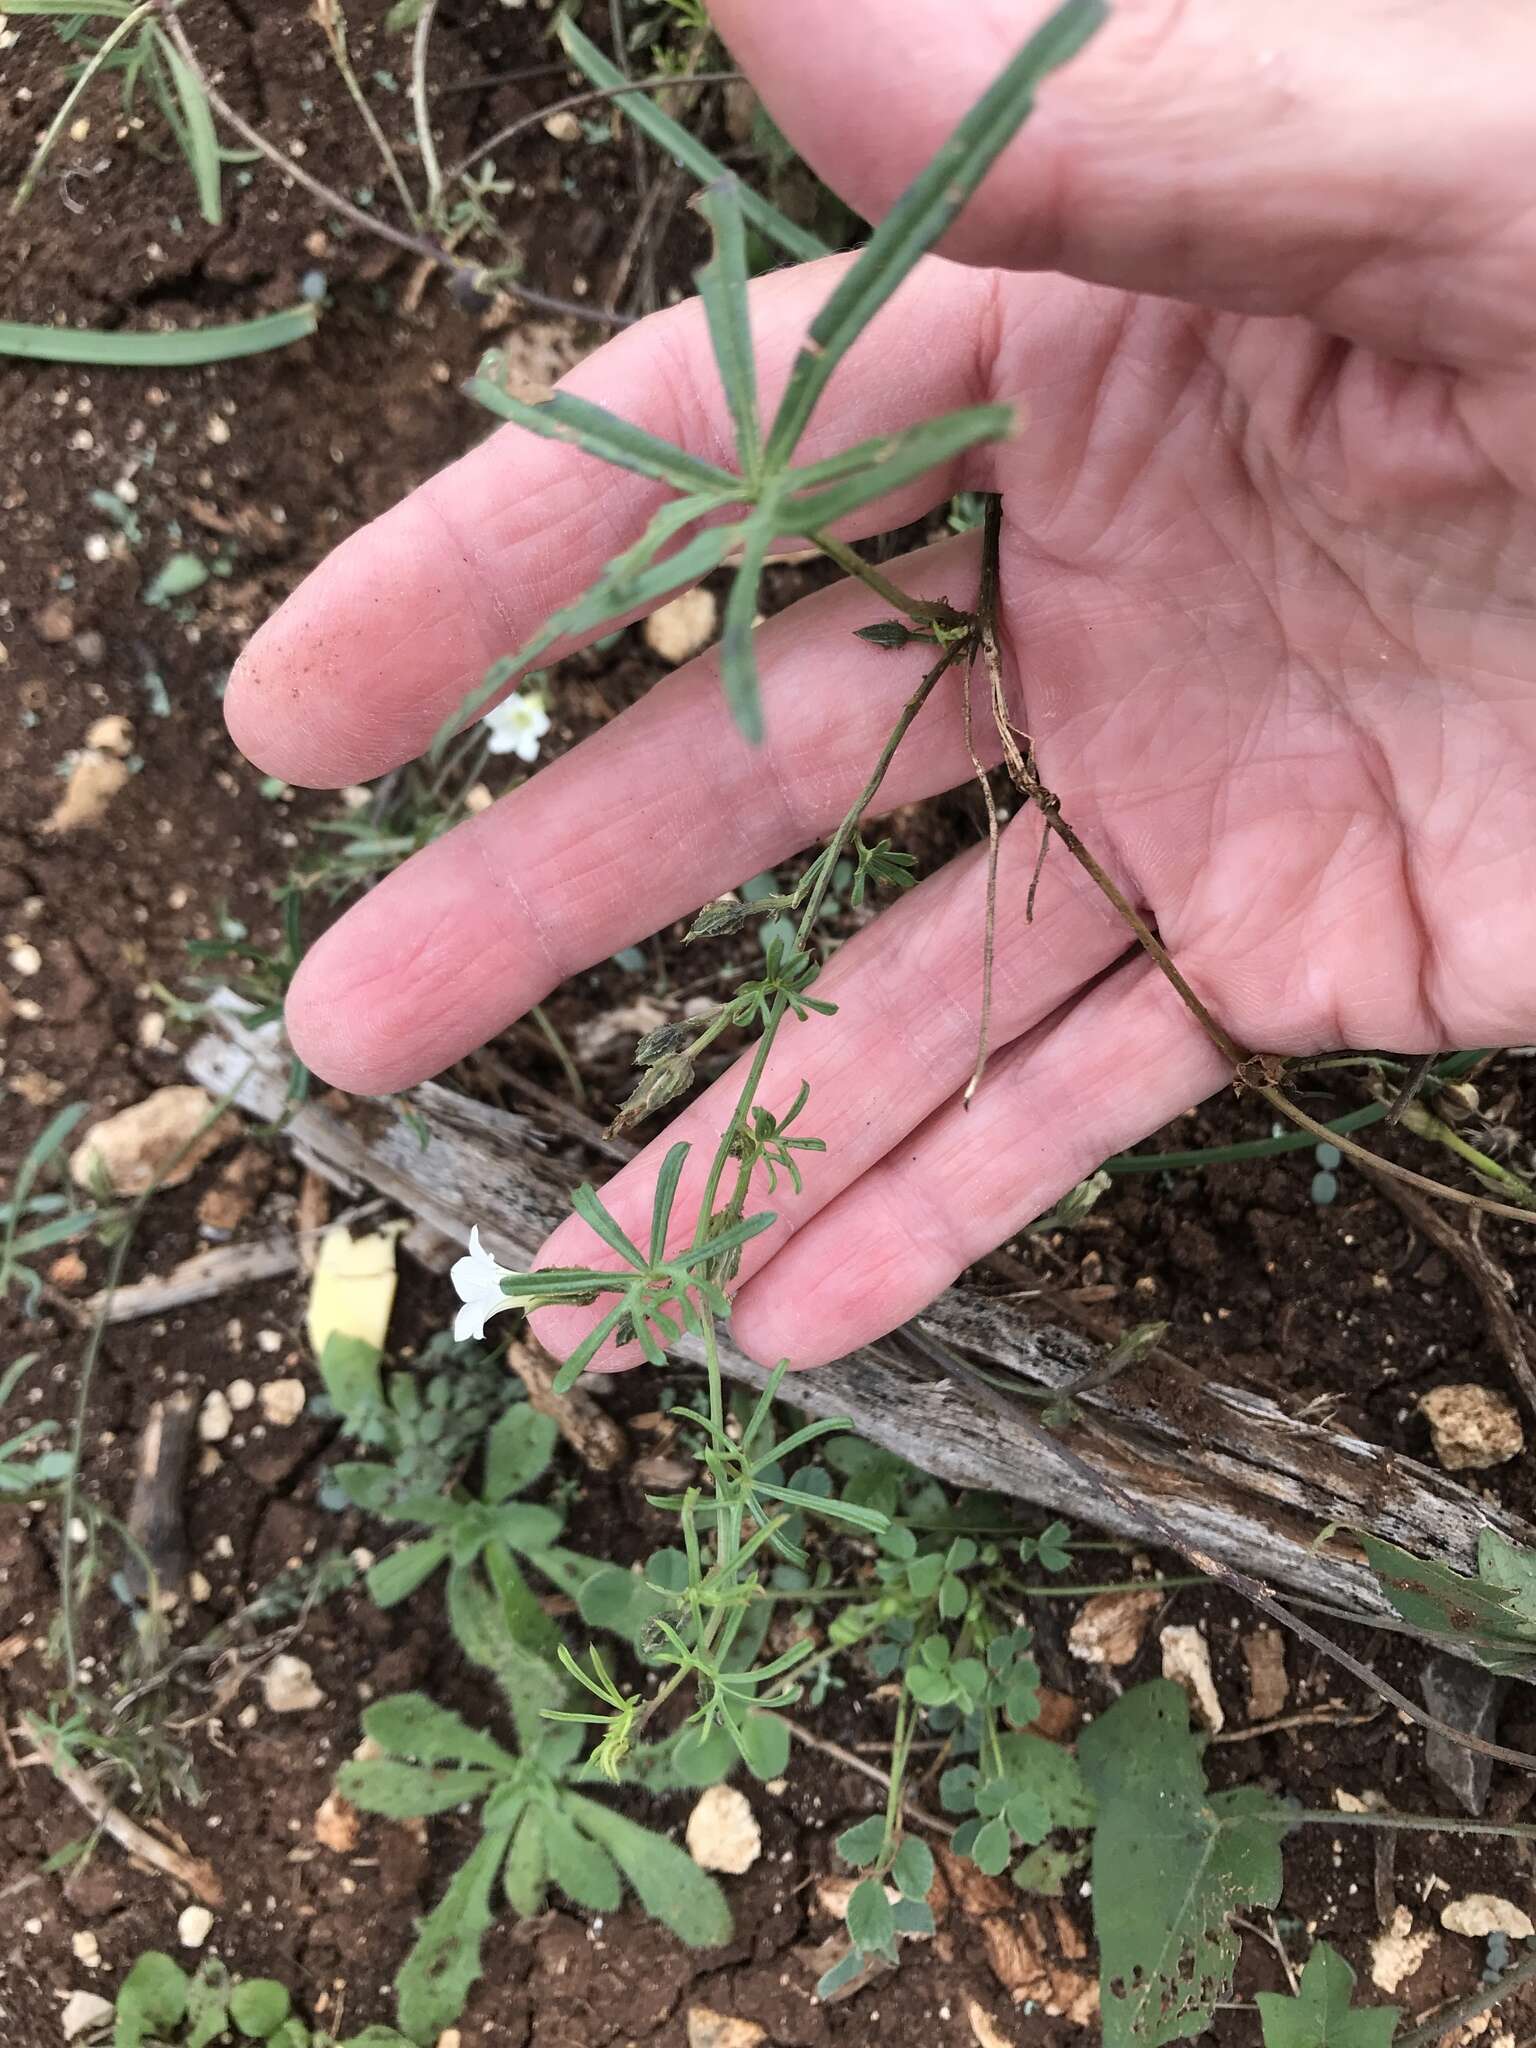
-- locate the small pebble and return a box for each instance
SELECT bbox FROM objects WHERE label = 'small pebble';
[198,1390,233,1444]
[258,1378,306,1427]
[177,1905,213,1949]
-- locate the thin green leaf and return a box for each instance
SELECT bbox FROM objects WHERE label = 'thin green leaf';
[0,306,318,365]
[784,402,1015,530]
[550,1300,631,1395]
[694,179,760,479]
[396,1827,512,2045]
[12,1,155,214]
[362,1692,519,1773]
[467,376,739,496]
[152,23,222,224]
[765,0,1106,465]
[428,495,740,761]
[649,1142,691,1266]
[563,1792,732,1946]
[558,18,830,265]
[718,505,774,743]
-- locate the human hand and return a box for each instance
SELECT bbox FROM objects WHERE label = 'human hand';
[226,0,1536,1371]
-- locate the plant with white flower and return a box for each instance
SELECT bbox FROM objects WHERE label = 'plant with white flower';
[481,688,551,763]
[449,1226,531,1342]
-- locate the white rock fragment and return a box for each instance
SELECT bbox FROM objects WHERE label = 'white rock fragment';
[198,1390,233,1444]
[685,1784,761,1874]
[258,1378,307,1427]
[1067,1589,1161,1668]
[70,1930,101,1967]
[61,1991,115,2040]
[1160,1625,1225,1732]
[643,588,718,665]
[1371,1905,1433,1993]
[686,2010,768,2048]
[314,1789,360,1854]
[177,1904,213,1949]
[262,1654,324,1714]
[69,1085,239,1196]
[45,752,129,834]
[227,1378,255,1412]
[1441,1894,1535,1940]
[542,109,581,141]
[1420,1385,1523,1470]
[84,715,133,757]
[8,940,42,977]
[187,1570,212,1604]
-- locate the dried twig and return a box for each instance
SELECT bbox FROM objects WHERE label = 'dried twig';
[506,1337,628,1472]
[25,1730,223,1905]
[1352,1154,1536,1418]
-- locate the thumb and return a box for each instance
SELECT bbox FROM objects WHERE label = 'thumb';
[711,0,1536,372]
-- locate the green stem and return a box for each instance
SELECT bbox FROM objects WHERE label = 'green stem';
[808,529,963,628]
[879,1687,916,1865]
[998,1573,1209,1599]
[1283,1808,1536,1841]
[531,1003,588,1108]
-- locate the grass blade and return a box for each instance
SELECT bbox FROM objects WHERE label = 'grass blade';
[467,370,741,496]
[718,505,776,743]
[0,306,319,365]
[784,402,1015,529]
[764,0,1106,466]
[152,23,223,225]
[428,495,742,760]
[694,179,760,481]
[558,16,830,266]
[11,0,156,214]
[7,1,137,12]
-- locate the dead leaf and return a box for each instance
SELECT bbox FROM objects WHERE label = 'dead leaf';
[1067,1588,1161,1667]
[305,1225,397,1356]
[965,1997,1015,2048]
[1024,1687,1080,1742]
[506,1339,627,1472]
[1242,1627,1289,1720]
[1160,1624,1225,1732]
[980,1911,1098,2022]
[937,1845,1015,1917]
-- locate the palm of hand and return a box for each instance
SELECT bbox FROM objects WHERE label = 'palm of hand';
[991,285,1536,1061]
[228,212,1536,1376]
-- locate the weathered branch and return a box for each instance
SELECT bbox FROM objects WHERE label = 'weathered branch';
[187,997,1536,1643]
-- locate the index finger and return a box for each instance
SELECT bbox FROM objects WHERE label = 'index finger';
[224,256,999,788]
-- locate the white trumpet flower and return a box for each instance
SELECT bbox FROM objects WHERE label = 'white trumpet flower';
[450,1226,526,1342]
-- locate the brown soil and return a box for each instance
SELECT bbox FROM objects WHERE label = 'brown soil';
[5,6,1536,2047]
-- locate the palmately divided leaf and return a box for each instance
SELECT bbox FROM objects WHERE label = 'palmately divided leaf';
[764,0,1106,464]
[1362,1533,1536,1676]
[1255,1941,1398,2048]
[1079,1681,1284,2048]
[563,1792,732,1947]
[396,1827,513,2045]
